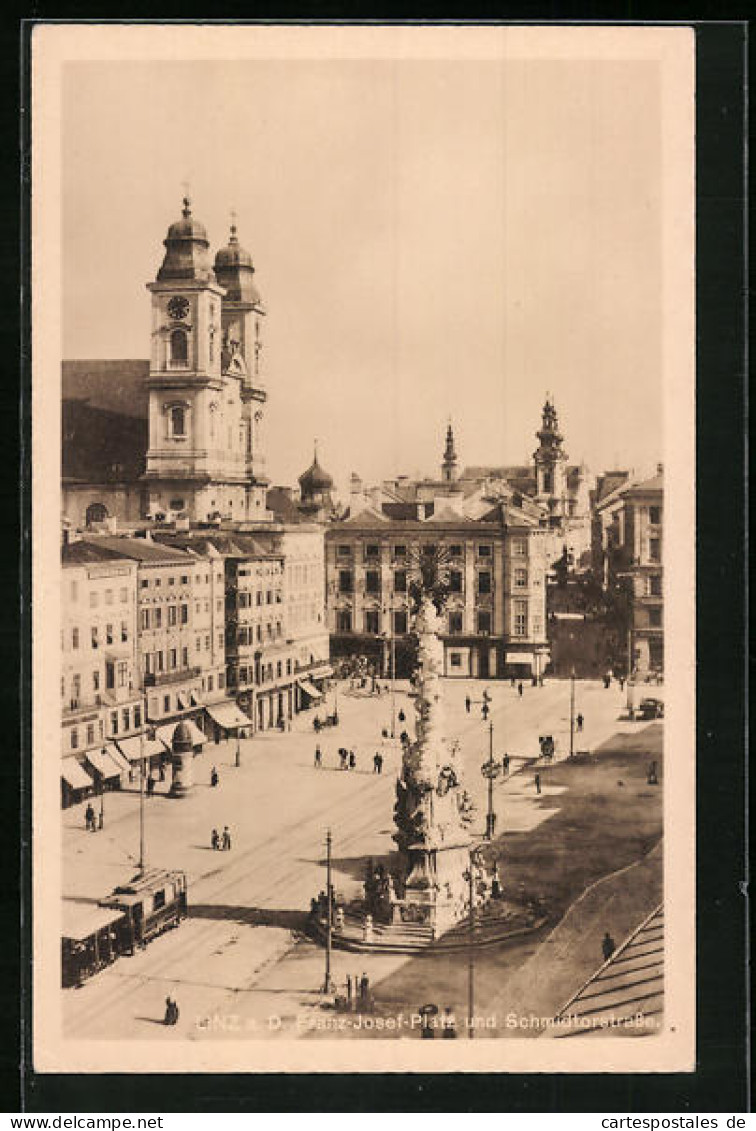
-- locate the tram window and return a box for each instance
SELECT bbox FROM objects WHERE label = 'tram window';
[153,889,166,911]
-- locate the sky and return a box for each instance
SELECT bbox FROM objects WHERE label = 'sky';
[62,50,666,494]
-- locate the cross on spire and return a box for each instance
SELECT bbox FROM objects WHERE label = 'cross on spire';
[181,180,192,217]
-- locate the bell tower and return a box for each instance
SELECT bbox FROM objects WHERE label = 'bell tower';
[533,395,568,517]
[213,217,269,518]
[144,197,250,523]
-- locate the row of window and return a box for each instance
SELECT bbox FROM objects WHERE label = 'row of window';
[334,541,528,560]
[67,622,130,650]
[69,583,131,605]
[231,656,291,688]
[337,569,496,595]
[140,604,190,630]
[236,590,282,608]
[63,660,130,709]
[233,622,283,646]
[335,603,533,638]
[139,573,218,589]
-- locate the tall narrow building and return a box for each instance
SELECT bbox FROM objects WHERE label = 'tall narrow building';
[144,199,268,523]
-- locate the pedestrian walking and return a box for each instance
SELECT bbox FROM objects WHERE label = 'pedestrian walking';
[222,826,231,851]
[398,709,406,723]
[576,713,584,732]
[502,754,510,775]
[211,828,219,850]
[85,802,95,832]
[359,972,370,1002]
[602,931,616,961]
[210,766,219,788]
[164,995,179,1026]
[377,753,384,774]
[534,773,541,795]
[517,682,524,698]
[465,695,471,713]
[314,744,322,768]
[373,752,380,774]
[349,751,357,771]
[146,774,155,797]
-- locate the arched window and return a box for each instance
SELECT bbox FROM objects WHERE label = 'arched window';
[170,406,186,437]
[86,502,109,526]
[170,329,188,364]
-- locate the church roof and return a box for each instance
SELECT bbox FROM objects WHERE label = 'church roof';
[299,452,334,492]
[62,360,149,420]
[156,197,215,283]
[213,223,262,304]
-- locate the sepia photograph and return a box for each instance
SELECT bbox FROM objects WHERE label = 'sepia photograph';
[31,23,695,1075]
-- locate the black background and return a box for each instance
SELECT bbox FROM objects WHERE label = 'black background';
[1,12,748,1115]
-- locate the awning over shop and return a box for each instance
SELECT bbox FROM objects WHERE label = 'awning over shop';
[505,653,535,665]
[309,664,334,679]
[61,900,125,942]
[61,760,94,791]
[85,747,123,779]
[155,720,206,749]
[116,734,168,763]
[105,744,131,774]
[297,678,324,700]
[189,691,201,707]
[205,702,252,731]
[176,691,189,710]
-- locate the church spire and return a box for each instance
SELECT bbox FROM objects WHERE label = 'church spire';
[441,421,458,483]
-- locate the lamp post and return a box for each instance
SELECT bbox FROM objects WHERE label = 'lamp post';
[322,828,335,994]
[235,727,241,768]
[383,599,397,738]
[98,764,105,830]
[569,667,576,758]
[481,722,499,840]
[464,847,481,1038]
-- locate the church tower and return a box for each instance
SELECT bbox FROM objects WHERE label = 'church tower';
[213,218,269,517]
[144,199,268,523]
[441,422,458,483]
[533,396,568,517]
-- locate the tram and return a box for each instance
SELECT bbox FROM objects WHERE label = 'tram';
[61,867,188,988]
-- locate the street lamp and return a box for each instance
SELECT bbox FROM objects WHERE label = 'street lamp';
[569,667,576,758]
[98,764,105,830]
[480,721,500,840]
[463,846,482,1038]
[235,727,241,768]
[382,599,397,738]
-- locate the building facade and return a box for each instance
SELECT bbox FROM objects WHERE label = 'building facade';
[61,542,141,803]
[325,508,550,679]
[594,467,664,675]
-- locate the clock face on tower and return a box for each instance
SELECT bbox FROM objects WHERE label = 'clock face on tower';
[167,296,190,321]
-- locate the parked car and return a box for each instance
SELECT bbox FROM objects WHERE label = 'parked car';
[638,697,664,720]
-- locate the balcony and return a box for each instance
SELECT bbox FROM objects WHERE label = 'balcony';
[144,666,202,688]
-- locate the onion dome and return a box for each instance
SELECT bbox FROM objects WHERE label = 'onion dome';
[157,197,215,283]
[299,445,334,498]
[213,220,262,304]
[171,720,194,752]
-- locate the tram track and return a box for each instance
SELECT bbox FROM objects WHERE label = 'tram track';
[65,771,395,1034]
